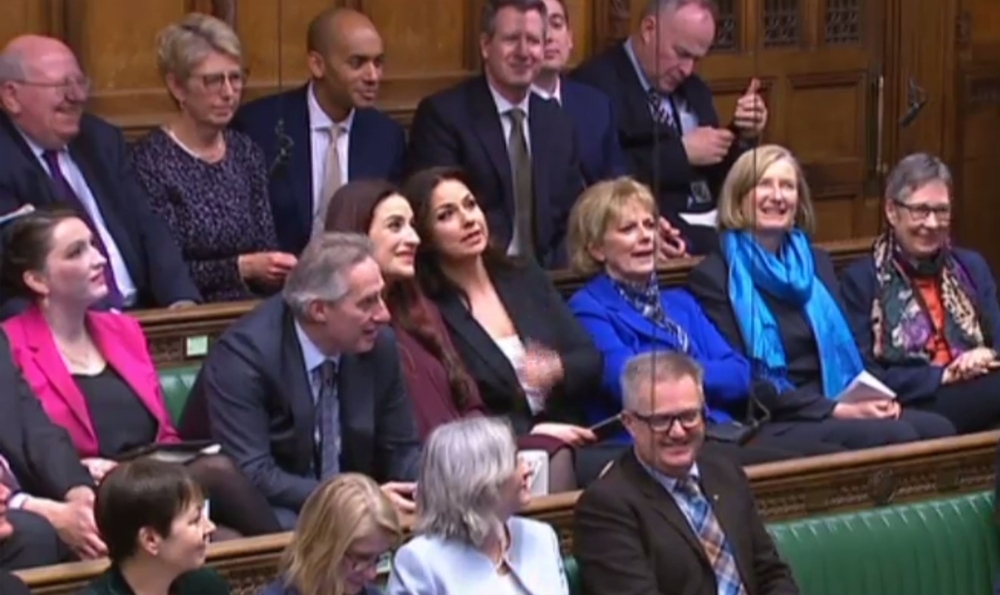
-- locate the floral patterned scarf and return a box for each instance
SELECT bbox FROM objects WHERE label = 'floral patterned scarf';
[612,273,691,353]
[871,232,984,363]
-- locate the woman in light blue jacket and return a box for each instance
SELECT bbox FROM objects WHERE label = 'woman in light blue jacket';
[387,417,569,595]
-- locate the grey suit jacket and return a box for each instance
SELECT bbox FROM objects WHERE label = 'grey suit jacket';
[387,516,569,595]
[178,295,421,512]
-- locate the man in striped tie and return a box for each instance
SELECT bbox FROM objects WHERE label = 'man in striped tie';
[573,351,799,595]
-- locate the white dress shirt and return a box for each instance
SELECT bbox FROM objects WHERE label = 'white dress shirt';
[531,77,562,105]
[487,83,533,255]
[294,321,341,447]
[16,128,138,305]
[307,83,354,217]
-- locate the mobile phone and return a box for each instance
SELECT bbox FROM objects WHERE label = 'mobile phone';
[589,414,624,441]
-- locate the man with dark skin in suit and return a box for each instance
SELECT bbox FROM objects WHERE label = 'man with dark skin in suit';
[307,8,386,124]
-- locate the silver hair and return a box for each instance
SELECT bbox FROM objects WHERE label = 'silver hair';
[0,49,26,83]
[281,232,374,320]
[620,351,704,411]
[414,417,518,548]
[642,0,719,19]
[885,153,952,205]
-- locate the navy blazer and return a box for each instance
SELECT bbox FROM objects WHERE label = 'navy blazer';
[840,247,1000,404]
[407,76,584,268]
[573,43,749,255]
[558,78,629,185]
[178,295,421,513]
[0,113,200,315]
[232,85,407,255]
[569,274,752,427]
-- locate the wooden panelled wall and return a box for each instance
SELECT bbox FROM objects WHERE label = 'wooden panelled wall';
[2,0,998,253]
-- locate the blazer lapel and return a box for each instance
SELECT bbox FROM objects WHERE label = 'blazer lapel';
[469,77,515,214]
[587,275,674,343]
[0,114,66,206]
[287,86,314,239]
[610,44,663,136]
[624,451,710,568]
[436,292,522,397]
[699,462,755,588]
[20,307,97,445]
[278,307,317,467]
[335,351,372,473]
[527,96,553,250]
[87,313,162,426]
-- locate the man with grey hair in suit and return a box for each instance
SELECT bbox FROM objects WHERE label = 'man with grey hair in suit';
[574,351,798,595]
[180,232,421,529]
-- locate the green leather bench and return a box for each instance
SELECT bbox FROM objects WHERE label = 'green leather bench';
[563,491,998,595]
[159,365,200,424]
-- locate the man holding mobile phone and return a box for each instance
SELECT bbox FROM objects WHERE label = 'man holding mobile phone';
[573,0,767,254]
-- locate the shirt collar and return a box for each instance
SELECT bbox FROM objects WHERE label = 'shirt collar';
[531,76,562,105]
[487,79,532,119]
[14,123,58,160]
[307,81,355,133]
[294,319,340,373]
[634,447,699,492]
[623,37,656,95]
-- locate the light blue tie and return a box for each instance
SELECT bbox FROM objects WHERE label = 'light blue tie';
[316,360,340,479]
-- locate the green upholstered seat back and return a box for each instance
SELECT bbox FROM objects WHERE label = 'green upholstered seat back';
[158,365,200,425]
[564,555,581,595]
[769,491,999,595]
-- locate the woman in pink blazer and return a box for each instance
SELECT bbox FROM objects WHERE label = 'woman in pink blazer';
[0,208,280,537]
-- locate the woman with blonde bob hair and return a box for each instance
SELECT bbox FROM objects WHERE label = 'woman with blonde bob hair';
[388,417,568,595]
[262,474,402,595]
[689,145,955,449]
[566,177,838,459]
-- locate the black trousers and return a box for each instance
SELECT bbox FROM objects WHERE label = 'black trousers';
[0,510,70,570]
[915,370,1000,434]
[755,409,955,451]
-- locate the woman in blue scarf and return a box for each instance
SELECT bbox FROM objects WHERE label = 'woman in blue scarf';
[565,176,841,461]
[689,145,954,449]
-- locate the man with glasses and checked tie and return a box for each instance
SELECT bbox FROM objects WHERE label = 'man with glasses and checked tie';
[0,35,200,318]
[573,351,799,595]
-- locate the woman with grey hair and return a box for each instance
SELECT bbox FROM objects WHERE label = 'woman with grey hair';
[387,417,569,595]
[841,152,1000,434]
[131,13,296,302]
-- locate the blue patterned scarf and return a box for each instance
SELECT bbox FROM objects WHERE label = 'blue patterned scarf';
[611,273,691,353]
[724,230,863,398]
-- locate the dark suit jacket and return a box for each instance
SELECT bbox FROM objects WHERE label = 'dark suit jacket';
[688,246,848,421]
[573,449,798,595]
[0,571,29,595]
[178,296,421,513]
[0,332,93,500]
[559,77,629,185]
[0,113,201,316]
[840,247,1000,404]
[432,261,602,436]
[572,44,748,254]
[407,76,584,268]
[232,85,407,255]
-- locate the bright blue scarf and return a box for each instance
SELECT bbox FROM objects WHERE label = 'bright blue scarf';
[724,230,863,399]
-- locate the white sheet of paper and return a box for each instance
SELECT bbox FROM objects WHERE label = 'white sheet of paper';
[834,370,897,403]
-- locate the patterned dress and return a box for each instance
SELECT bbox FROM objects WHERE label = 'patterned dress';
[131,128,280,302]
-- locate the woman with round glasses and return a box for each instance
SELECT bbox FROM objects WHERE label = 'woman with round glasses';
[262,473,402,595]
[131,13,295,302]
[841,153,1000,434]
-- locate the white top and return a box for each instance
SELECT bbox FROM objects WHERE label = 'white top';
[307,82,354,216]
[494,336,546,415]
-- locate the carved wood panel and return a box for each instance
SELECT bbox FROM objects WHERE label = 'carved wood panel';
[715,0,739,51]
[763,0,801,47]
[825,0,862,44]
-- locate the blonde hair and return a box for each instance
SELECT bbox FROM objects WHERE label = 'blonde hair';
[156,13,242,81]
[716,145,815,233]
[566,177,658,275]
[280,474,402,595]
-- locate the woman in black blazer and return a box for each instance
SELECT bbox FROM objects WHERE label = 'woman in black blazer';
[402,167,615,488]
[688,145,955,450]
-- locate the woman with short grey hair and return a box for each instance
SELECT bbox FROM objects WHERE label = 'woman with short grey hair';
[387,417,569,595]
[841,152,1000,433]
[131,13,295,302]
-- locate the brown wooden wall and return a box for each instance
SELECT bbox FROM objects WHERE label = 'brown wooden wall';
[2,0,995,254]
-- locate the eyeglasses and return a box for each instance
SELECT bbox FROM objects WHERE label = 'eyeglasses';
[343,550,389,573]
[894,200,952,222]
[194,69,248,93]
[628,408,703,433]
[13,76,91,95]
